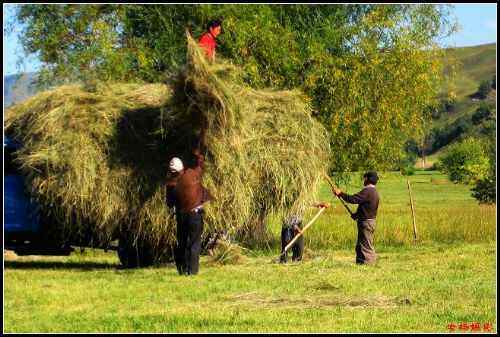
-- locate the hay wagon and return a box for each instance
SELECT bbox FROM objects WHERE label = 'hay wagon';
[4,36,329,268]
[4,136,159,267]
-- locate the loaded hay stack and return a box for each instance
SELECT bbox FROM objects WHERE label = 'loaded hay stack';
[5,35,329,266]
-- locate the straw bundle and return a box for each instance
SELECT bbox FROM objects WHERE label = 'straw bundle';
[5,35,329,260]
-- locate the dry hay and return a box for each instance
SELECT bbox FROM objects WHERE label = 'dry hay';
[226,292,411,309]
[207,238,247,266]
[5,34,329,260]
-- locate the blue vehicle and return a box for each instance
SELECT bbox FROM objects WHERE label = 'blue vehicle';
[4,136,74,255]
[4,136,167,267]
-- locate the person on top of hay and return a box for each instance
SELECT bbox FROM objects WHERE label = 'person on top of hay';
[332,171,380,265]
[199,19,222,61]
[166,130,214,276]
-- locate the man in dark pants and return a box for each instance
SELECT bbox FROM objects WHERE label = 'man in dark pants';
[332,171,380,265]
[166,136,213,275]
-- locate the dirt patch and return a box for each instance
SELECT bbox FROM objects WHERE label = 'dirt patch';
[430,178,448,185]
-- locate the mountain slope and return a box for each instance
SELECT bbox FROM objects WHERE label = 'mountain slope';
[3,73,38,108]
[420,42,496,167]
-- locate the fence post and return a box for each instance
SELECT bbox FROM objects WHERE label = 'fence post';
[407,179,418,242]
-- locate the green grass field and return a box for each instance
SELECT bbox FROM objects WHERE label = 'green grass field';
[4,171,497,333]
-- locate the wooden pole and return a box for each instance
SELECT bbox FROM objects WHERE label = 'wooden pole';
[282,206,326,254]
[406,179,418,242]
[322,173,354,216]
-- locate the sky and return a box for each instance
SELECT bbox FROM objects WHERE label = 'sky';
[3,3,498,76]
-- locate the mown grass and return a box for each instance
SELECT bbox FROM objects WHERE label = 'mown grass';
[3,242,496,333]
[3,170,497,332]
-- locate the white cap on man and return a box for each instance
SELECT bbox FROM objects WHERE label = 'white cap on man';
[169,157,184,173]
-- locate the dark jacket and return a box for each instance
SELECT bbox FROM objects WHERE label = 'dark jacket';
[339,185,379,220]
[166,152,214,213]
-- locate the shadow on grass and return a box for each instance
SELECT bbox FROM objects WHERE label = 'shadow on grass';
[4,260,119,270]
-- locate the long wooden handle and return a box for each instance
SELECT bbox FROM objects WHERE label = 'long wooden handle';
[407,179,418,242]
[322,173,354,216]
[283,206,326,253]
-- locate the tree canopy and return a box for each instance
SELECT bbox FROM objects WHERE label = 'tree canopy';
[10,4,456,174]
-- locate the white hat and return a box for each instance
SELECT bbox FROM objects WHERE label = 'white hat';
[169,157,184,173]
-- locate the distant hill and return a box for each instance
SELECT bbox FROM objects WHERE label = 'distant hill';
[4,72,39,108]
[447,43,496,98]
[416,43,496,168]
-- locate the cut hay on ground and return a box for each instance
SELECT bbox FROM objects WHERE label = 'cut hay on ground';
[5,35,329,260]
[226,292,410,309]
[207,239,247,266]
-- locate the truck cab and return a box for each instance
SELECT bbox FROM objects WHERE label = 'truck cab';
[4,136,73,255]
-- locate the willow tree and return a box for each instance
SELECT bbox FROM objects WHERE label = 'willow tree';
[9,4,456,175]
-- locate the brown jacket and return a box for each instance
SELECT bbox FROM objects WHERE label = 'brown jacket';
[166,152,213,213]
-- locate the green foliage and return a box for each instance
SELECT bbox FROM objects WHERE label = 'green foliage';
[423,43,496,157]
[479,117,496,138]
[11,4,456,173]
[471,102,492,125]
[471,175,496,204]
[397,140,418,175]
[400,166,416,176]
[437,137,490,185]
[14,4,129,86]
[476,79,493,99]
[427,116,473,152]
[471,138,496,204]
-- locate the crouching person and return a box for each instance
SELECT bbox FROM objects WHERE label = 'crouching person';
[280,215,304,263]
[166,146,214,276]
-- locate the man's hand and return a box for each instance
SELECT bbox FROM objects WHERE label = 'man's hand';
[332,187,342,196]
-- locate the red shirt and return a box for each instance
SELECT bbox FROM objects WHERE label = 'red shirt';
[199,32,216,60]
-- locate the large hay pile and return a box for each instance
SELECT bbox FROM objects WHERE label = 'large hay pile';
[5,36,329,257]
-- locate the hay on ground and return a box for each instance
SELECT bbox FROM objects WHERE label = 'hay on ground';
[208,239,247,265]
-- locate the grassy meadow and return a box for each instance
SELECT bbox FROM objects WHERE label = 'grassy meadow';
[3,170,497,333]
[301,171,496,249]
